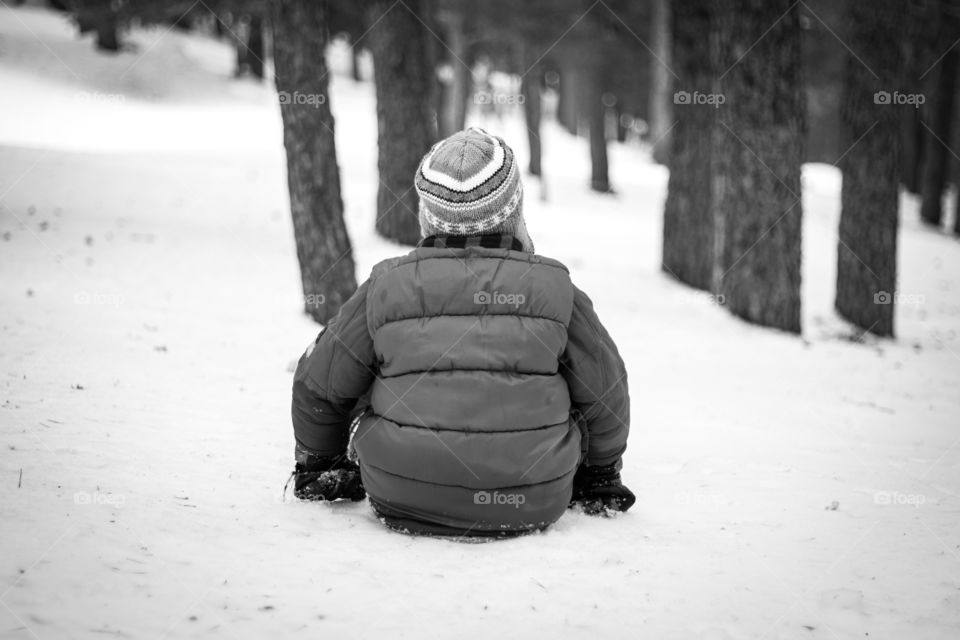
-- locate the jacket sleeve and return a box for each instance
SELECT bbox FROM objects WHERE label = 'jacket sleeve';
[291,280,376,459]
[560,285,630,468]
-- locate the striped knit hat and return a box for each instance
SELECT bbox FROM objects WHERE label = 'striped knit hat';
[415,127,533,252]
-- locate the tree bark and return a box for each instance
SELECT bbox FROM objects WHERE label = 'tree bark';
[558,63,579,136]
[351,45,363,82]
[920,42,959,227]
[662,0,714,291]
[900,2,933,195]
[836,0,904,338]
[521,65,543,177]
[649,0,673,165]
[368,0,438,246]
[246,13,265,80]
[439,7,470,138]
[271,0,357,324]
[77,7,120,52]
[584,70,610,192]
[96,15,120,52]
[713,0,804,333]
[902,107,925,194]
[614,100,628,143]
[956,188,960,235]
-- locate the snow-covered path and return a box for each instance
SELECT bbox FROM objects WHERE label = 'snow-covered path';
[1,6,958,639]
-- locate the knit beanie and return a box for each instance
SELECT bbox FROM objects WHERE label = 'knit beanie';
[414,127,534,252]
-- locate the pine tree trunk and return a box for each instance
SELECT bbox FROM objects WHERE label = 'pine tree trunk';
[522,66,543,177]
[88,9,119,52]
[247,13,265,80]
[662,0,714,291]
[955,192,960,235]
[920,45,959,227]
[368,0,437,245]
[835,0,904,338]
[271,0,357,324]
[558,64,579,136]
[649,0,673,165]
[585,70,610,192]
[902,108,924,194]
[351,45,363,81]
[901,3,934,195]
[615,101,628,143]
[213,10,226,39]
[713,0,804,333]
[440,9,470,137]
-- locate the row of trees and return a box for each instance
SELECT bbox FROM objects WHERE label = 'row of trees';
[272,0,663,322]
[664,0,955,338]
[64,0,958,337]
[258,0,960,336]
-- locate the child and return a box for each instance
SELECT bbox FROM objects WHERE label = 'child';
[290,128,633,537]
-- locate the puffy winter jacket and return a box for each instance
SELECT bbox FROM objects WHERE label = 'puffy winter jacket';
[292,235,630,535]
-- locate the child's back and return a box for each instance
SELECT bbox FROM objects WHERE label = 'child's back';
[290,129,633,537]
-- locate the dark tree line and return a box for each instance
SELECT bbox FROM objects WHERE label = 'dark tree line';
[662,0,952,338]
[67,1,269,78]
[64,0,957,332]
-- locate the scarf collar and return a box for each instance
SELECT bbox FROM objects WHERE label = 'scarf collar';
[418,234,525,252]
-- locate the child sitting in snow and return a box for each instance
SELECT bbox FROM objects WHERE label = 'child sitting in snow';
[289,127,633,537]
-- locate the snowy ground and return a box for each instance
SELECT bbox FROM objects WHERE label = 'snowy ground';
[1,6,959,639]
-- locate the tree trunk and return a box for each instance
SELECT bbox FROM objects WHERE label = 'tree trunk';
[955,191,960,235]
[96,16,119,52]
[522,64,543,177]
[79,7,120,52]
[368,0,437,245]
[662,0,714,291]
[271,0,357,323]
[247,13,265,80]
[213,10,226,39]
[901,3,934,195]
[439,8,470,137]
[920,44,959,227]
[584,70,610,192]
[614,101,628,143]
[713,0,804,333]
[649,0,673,164]
[558,64,579,135]
[835,0,904,338]
[351,45,363,81]
[901,107,925,194]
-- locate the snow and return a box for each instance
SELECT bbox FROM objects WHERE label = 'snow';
[1,5,959,639]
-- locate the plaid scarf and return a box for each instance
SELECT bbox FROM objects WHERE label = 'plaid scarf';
[418,233,525,252]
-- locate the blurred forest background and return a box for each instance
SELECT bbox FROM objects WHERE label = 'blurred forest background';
[30,0,960,339]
